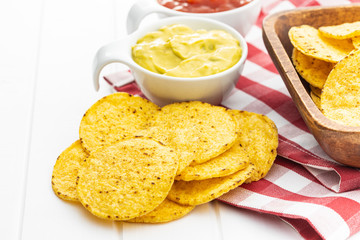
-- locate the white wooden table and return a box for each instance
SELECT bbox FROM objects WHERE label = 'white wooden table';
[1,1,358,239]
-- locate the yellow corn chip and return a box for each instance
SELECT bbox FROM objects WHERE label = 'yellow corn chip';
[150,101,238,165]
[292,48,334,89]
[310,91,321,110]
[134,125,194,175]
[77,138,178,220]
[353,36,360,49]
[79,92,160,153]
[310,85,322,97]
[289,25,354,63]
[319,21,360,39]
[230,110,278,183]
[175,139,249,181]
[52,140,88,201]
[127,199,195,223]
[321,49,360,126]
[167,164,254,206]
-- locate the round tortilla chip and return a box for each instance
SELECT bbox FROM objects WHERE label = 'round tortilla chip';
[77,138,178,220]
[134,125,194,175]
[230,110,278,183]
[292,48,334,89]
[175,139,249,181]
[127,199,195,223]
[319,21,360,40]
[52,140,88,201]
[353,36,360,49]
[310,85,322,97]
[151,101,238,165]
[321,49,360,127]
[289,25,354,63]
[310,91,321,110]
[79,92,160,153]
[167,164,255,206]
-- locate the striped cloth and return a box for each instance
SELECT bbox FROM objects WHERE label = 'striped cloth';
[105,0,360,239]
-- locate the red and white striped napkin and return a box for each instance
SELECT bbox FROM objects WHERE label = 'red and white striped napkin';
[104,0,360,239]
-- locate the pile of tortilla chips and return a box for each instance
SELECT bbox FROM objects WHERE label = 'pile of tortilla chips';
[289,21,360,127]
[52,92,278,223]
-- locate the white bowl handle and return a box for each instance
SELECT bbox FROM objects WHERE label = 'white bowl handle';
[92,39,134,91]
[126,0,162,34]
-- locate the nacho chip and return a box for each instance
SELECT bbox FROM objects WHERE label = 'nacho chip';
[289,25,354,63]
[167,164,254,206]
[52,140,88,201]
[79,92,160,153]
[321,49,360,126]
[310,85,322,97]
[176,139,249,181]
[310,91,321,110]
[77,138,178,220]
[319,21,360,39]
[134,125,194,175]
[291,48,334,89]
[230,110,278,183]
[353,36,360,49]
[150,101,238,165]
[127,199,195,223]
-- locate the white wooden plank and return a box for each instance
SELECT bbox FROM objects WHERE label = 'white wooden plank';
[21,0,120,239]
[216,201,302,239]
[0,0,42,239]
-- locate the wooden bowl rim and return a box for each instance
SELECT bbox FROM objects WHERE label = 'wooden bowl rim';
[262,4,360,134]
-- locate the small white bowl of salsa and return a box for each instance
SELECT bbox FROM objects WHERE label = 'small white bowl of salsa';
[127,0,261,36]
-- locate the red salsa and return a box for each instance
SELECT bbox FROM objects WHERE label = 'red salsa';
[158,0,253,13]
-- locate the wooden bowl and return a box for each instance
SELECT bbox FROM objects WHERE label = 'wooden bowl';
[262,4,360,168]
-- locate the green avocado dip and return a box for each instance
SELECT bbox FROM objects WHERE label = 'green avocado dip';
[131,24,241,78]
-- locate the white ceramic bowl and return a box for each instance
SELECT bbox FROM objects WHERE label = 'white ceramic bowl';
[126,0,261,36]
[93,16,248,106]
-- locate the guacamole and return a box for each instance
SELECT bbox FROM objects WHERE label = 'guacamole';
[132,24,241,78]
